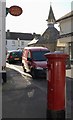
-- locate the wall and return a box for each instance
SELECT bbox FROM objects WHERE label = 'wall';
[59,17,72,35]
[6,39,17,50]
[6,39,31,50]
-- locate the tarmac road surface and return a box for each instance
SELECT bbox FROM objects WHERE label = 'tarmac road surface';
[2,65,47,118]
[2,63,73,119]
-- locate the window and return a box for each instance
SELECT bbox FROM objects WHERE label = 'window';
[44,34,49,40]
[6,40,7,45]
[21,41,24,46]
[12,41,15,46]
[32,50,50,61]
[11,51,22,57]
[27,51,31,58]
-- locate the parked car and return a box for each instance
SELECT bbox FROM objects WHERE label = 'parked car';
[6,50,22,64]
[22,47,50,78]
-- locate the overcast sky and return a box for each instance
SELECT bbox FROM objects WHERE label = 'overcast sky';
[6,0,73,34]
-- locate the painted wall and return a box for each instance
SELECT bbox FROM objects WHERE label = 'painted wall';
[59,17,73,35]
[6,39,31,50]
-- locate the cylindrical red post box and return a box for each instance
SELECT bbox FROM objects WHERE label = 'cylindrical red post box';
[45,52,68,119]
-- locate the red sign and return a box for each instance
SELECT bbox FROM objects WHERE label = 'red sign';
[9,5,23,16]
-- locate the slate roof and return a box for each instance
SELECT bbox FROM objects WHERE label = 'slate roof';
[56,11,73,22]
[37,26,59,44]
[6,31,34,40]
[46,5,56,24]
[59,32,73,38]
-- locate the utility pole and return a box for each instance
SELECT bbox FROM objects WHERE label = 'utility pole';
[0,0,6,119]
[0,0,6,83]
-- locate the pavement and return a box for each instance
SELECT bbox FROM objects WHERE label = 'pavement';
[66,65,73,119]
[1,64,73,119]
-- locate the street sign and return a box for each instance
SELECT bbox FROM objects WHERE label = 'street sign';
[9,5,23,16]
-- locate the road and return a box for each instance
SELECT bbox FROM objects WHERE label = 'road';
[6,62,47,93]
[2,63,47,118]
[2,62,73,119]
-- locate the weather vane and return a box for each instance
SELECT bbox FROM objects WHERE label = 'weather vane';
[50,2,52,6]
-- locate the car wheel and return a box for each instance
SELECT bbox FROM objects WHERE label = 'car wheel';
[22,63,26,72]
[24,68,26,72]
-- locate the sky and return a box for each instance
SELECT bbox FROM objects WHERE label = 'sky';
[6,0,73,34]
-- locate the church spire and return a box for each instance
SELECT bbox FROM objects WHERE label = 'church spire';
[46,5,56,26]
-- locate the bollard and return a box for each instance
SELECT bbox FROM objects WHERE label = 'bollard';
[45,52,68,120]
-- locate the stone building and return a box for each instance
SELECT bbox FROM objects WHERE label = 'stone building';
[28,5,59,52]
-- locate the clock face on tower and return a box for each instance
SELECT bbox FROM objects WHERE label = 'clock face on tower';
[44,34,49,39]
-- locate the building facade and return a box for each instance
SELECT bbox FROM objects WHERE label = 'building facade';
[6,30,34,50]
[56,11,73,61]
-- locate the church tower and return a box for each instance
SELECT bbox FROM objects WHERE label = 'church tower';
[46,5,56,27]
[35,4,59,52]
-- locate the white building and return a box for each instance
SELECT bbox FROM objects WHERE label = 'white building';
[56,10,73,61]
[6,30,34,50]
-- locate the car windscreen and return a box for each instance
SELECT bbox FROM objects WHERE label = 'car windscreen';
[32,50,50,61]
[11,51,22,57]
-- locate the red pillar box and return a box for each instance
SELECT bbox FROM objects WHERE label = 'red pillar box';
[45,52,68,119]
